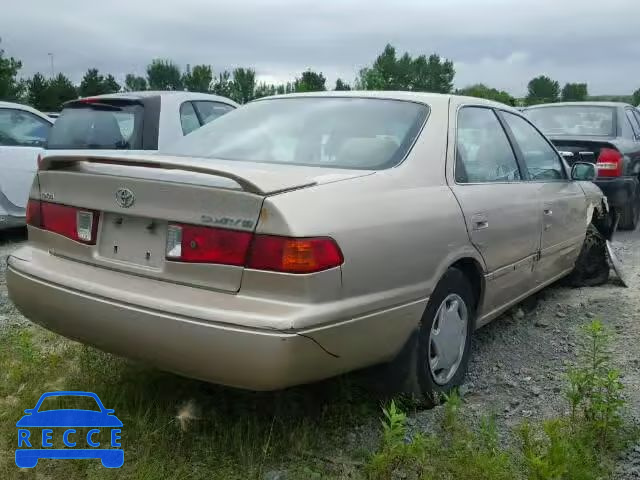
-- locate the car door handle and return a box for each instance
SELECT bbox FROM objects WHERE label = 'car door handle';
[543,208,553,216]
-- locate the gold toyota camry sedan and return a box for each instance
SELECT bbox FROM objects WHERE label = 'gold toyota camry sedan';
[7,92,613,402]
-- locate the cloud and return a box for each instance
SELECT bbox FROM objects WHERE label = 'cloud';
[2,0,639,95]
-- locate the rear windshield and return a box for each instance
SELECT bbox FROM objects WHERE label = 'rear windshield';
[523,106,615,137]
[164,97,429,170]
[47,101,144,149]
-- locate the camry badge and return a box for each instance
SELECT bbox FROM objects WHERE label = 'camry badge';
[115,188,135,208]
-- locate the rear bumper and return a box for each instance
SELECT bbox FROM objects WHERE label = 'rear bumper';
[594,176,637,209]
[0,213,25,229]
[7,247,425,390]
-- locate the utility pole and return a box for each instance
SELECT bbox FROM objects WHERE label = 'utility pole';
[48,53,55,78]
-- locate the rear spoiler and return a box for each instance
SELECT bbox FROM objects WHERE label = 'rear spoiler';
[38,154,277,195]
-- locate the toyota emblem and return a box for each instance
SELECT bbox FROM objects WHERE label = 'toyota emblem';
[115,188,135,208]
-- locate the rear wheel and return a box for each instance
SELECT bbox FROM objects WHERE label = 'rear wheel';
[403,268,475,405]
[619,198,639,231]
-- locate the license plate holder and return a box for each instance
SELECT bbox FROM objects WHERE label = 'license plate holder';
[98,213,166,268]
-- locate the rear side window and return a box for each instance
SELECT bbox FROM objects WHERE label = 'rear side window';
[47,101,144,150]
[501,112,566,181]
[456,107,521,183]
[0,108,51,147]
[194,101,234,126]
[633,110,640,134]
[180,102,200,135]
[625,109,640,138]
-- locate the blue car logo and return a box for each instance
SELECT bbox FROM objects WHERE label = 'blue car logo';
[16,391,123,468]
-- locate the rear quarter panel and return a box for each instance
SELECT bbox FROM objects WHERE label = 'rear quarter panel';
[257,98,483,326]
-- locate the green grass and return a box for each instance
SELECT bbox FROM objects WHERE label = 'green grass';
[0,324,379,479]
[365,321,637,480]
[0,320,635,479]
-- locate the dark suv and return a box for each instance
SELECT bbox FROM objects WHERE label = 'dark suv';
[524,102,640,230]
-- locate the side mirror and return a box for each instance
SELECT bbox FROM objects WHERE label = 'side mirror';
[571,162,597,181]
[23,409,34,415]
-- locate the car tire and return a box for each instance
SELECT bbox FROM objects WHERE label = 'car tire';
[618,199,639,231]
[567,224,610,287]
[403,267,475,406]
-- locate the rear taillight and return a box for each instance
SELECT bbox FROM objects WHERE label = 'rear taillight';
[28,200,99,244]
[165,224,343,273]
[166,224,253,266]
[247,235,344,273]
[596,148,623,177]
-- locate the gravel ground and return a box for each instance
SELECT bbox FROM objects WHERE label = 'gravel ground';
[0,228,27,332]
[1,226,639,477]
[408,227,640,479]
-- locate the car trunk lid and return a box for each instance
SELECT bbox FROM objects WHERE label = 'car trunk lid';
[33,153,370,292]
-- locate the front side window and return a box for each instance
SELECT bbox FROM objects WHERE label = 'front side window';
[194,101,234,126]
[164,97,429,170]
[502,112,566,181]
[180,102,200,135]
[0,108,51,147]
[455,107,521,183]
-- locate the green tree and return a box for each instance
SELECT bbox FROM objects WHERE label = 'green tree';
[79,69,120,96]
[356,44,454,93]
[27,73,49,110]
[211,71,233,98]
[632,88,640,106]
[183,64,213,93]
[124,74,147,92]
[334,78,351,91]
[457,84,516,106]
[0,43,24,101]
[561,83,588,102]
[230,68,256,103]
[254,82,277,99]
[146,59,182,90]
[103,74,120,94]
[525,75,560,105]
[47,73,78,111]
[294,69,326,92]
[411,54,455,93]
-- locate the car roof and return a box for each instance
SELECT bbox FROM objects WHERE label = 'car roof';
[524,101,632,109]
[0,101,54,123]
[256,90,520,112]
[81,90,238,106]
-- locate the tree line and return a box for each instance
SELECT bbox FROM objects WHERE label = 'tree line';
[1,40,639,112]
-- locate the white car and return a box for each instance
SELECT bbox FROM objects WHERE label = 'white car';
[1,91,238,230]
[0,102,54,229]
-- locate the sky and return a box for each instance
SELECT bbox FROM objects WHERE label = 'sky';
[2,0,639,96]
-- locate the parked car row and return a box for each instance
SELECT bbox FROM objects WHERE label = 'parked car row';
[6,91,624,404]
[0,91,238,229]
